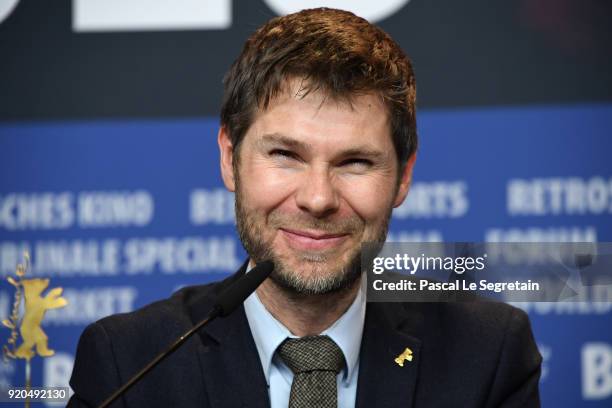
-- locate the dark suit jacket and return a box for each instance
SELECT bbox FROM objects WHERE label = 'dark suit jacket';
[68,262,542,407]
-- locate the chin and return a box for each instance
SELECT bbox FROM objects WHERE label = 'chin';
[269,255,362,296]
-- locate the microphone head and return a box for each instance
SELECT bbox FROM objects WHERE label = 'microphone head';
[214,260,274,317]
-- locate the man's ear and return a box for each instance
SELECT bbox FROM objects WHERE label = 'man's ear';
[218,126,236,192]
[393,153,417,208]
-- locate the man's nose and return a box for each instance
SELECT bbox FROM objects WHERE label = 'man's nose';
[294,166,340,218]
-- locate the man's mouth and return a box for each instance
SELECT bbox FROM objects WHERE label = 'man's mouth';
[279,228,349,251]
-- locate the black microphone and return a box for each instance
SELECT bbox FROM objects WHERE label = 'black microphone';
[98,260,274,408]
[214,260,274,316]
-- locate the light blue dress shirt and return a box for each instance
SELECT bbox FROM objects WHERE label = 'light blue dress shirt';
[244,275,366,408]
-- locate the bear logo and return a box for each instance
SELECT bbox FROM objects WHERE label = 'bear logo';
[13,278,67,359]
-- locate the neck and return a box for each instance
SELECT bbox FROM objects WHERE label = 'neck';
[255,276,361,337]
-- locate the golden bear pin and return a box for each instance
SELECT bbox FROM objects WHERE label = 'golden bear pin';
[394,347,413,367]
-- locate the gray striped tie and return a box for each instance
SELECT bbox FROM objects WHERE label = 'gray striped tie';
[277,335,345,408]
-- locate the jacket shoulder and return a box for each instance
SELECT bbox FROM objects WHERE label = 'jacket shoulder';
[68,274,239,407]
[94,271,240,342]
[409,298,539,365]
[96,282,215,341]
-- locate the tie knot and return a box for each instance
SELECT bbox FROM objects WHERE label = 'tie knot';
[277,335,345,375]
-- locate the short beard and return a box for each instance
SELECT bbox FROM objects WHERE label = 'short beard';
[234,170,391,296]
[270,250,363,296]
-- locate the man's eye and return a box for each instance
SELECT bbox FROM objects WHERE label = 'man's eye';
[340,158,373,168]
[270,149,298,160]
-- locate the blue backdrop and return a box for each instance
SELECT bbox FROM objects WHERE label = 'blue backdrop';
[1,103,611,406]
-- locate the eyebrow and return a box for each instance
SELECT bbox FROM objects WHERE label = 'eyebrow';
[258,132,388,160]
[258,133,312,151]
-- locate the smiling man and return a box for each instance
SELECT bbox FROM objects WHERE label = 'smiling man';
[69,8,541,408]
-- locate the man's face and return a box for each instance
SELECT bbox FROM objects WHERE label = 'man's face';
[219,81,414,295]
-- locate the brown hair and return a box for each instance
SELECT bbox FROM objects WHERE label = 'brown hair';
[220,7,417,170]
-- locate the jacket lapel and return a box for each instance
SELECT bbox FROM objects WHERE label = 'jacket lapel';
[356,302,424,408]
[189,263,271,408]
[184,263,424,408]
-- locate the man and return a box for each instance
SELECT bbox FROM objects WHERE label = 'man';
[68,8,541,408]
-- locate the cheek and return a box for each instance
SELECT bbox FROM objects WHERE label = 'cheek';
[239,163,297,212]
[336,175,397,222]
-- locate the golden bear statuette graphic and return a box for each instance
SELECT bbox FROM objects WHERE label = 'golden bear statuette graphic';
[2,253,68,362]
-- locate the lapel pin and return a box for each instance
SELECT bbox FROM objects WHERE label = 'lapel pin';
[394,347,413,367]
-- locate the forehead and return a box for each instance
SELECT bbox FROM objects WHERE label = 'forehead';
[244,80,393,153]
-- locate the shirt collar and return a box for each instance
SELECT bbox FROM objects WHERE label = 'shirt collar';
[243,263,366,385]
